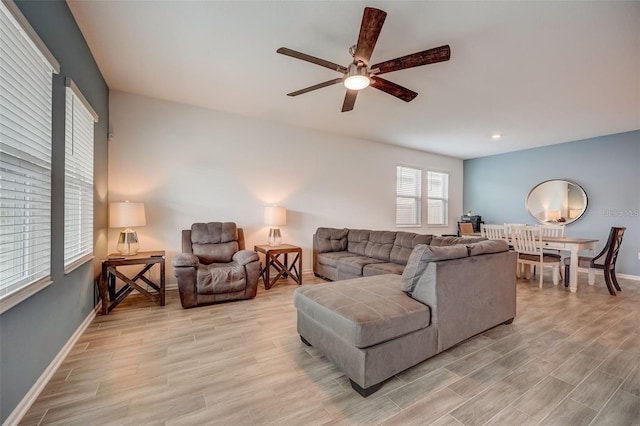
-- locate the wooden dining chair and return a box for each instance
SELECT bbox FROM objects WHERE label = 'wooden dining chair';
[481,224,509,242]
[511,225,561,288]
[535,224,566,277]
[537,224,566,238]
[458,222,475,236]
[504,223,526,238]
[563,227,626,295]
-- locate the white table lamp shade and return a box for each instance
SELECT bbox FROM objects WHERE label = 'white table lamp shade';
[264,206,286,226]
[264,206,286,246]
[109,202,146,228]
[109,201,146,255]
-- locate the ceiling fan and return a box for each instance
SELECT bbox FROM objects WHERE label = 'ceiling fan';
[277,7,451,112]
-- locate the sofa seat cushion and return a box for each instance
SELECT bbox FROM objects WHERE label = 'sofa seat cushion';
[196,262,246,294]
[294,275,430,348]
[317,251,358,268]
[337,255,386,277]
[363,262,405,276]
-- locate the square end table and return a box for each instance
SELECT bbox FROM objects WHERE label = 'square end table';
[254,244,302,289]
[100,250,165,314]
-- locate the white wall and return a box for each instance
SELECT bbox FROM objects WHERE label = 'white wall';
[108,91,464,281]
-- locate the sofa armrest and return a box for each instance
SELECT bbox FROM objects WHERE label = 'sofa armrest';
[172,256,198,308]
[411,251,517,352]
[233,250,259,266]
[172,253,199,268]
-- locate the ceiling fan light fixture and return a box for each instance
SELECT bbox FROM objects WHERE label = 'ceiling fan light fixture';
[277,7,451,111]
[344,75,370,90]
[344,63,370,90]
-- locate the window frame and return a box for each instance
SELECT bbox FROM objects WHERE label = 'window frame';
[63,78,98,273]
[426,170,449,226]
[395,165,422,228]
[0,0,60,314]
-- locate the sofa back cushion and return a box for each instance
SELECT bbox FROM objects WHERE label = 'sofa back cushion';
[401,244,469,293]
[467,239,509,256]
[364,230,396,261]
[430,236,487,246]
[191,222,239,264]
[315,227,349,253]
[347,229,370,256]
[390,232,434,265]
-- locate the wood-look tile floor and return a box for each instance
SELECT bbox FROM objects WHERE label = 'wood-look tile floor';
[20,272,640,426]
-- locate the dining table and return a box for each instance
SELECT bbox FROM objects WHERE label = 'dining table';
[539,236,598,292]
[463,232,598,292]
[509,236,599,291]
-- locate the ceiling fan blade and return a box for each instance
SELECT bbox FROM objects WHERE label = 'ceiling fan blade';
[286,78,344,96]
[342,89,358,112]
[354,7,387,65]
[371,45,451,75]
[370,76,418,102]
[277,47,347,73]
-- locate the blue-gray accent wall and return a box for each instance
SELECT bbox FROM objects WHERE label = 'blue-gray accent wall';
[464,130,640,276]
[0,1,108,422]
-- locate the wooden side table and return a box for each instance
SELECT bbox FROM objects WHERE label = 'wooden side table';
[254,244,302,289]
[100,250,166,314]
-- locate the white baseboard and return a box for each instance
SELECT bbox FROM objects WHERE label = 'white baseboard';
[616,273,640,281]
[577,267,640,282]
[3,305,99,426]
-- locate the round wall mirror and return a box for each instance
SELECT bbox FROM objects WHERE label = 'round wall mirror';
[526,179,588,225]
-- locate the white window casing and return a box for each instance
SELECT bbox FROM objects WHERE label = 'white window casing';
[0,0,59,313]
[64,79,97,272]
[396,165,422,227]
[427,170,449,226]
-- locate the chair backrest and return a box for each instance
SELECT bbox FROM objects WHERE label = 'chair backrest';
[504,223,526,238]
[537,224,566,238]
[481,224,508,241]
[511,225,542,256]
[592,227,626,269]
[182,222,242,264]
[458,222,475,235]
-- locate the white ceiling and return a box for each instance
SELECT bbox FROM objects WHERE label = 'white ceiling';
[67,1,640,160]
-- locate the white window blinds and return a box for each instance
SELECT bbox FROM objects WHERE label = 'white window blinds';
[396,165,422,227]
[64,80,97,270]
[427,171,449,225]
[0,0,59,310]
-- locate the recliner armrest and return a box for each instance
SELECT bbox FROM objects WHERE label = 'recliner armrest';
[172,253,199,268]
[233,250,259,266]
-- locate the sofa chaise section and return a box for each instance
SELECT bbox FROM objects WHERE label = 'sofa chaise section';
[295,239,516,396]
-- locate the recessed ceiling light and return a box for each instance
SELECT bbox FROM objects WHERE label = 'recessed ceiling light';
[491,133,502,140]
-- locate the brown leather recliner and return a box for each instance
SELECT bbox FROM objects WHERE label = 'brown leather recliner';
[173,222,261,308]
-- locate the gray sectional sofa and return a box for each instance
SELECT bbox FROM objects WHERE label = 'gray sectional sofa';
[313,226,485,280]
[296,236,517,397]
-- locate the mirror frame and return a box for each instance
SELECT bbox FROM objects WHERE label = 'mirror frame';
[525,179,588,225]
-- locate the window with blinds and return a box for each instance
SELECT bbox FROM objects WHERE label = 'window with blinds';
[427,171,449,225]
[0,0,60,312]
[396,165,422,227]
[64,80,97,271]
